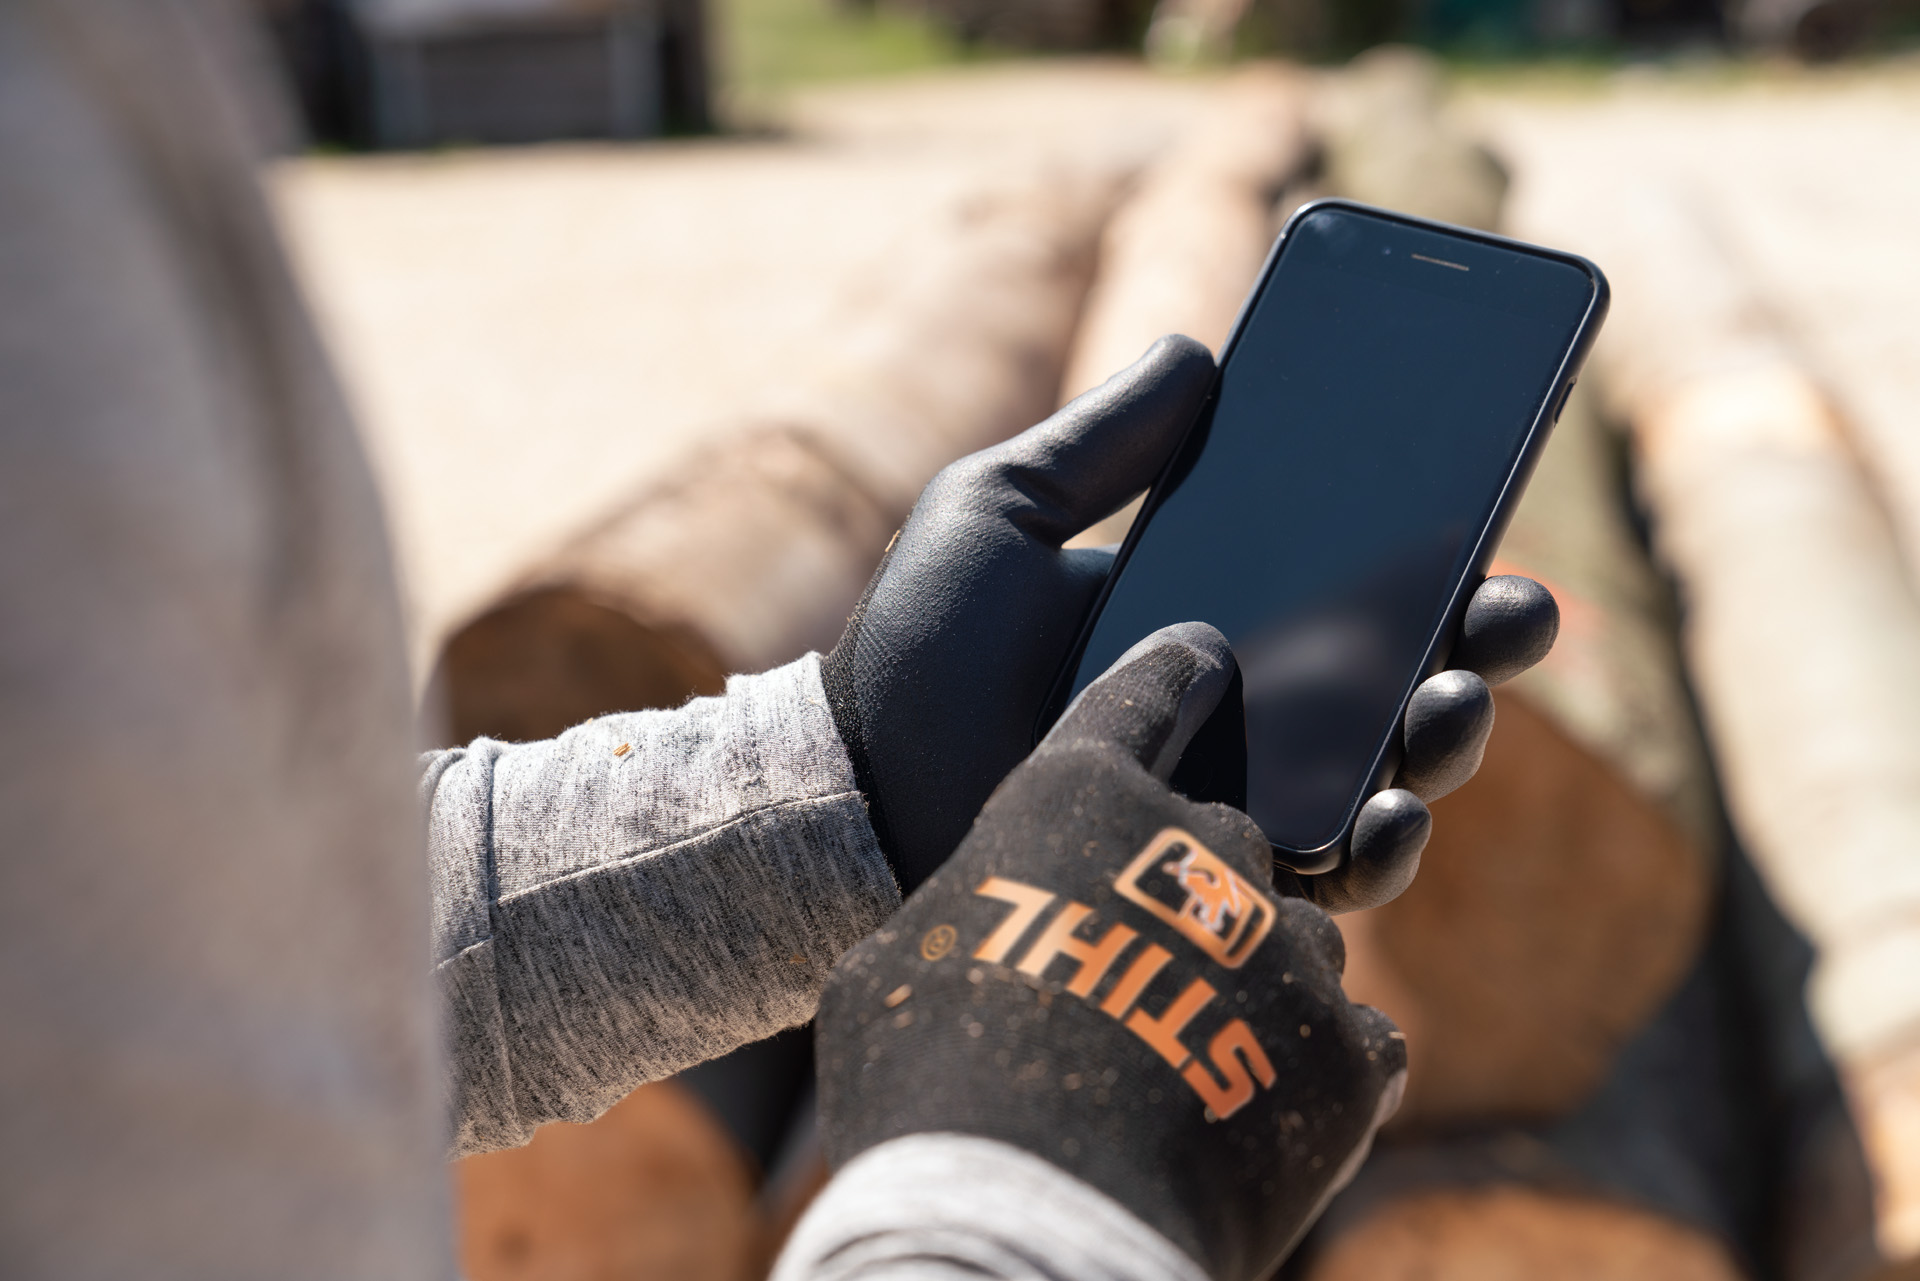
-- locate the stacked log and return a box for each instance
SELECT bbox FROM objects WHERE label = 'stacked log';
[1309,1184,1744,1281]
[1511,182,1920,1276]
[456,1082,761,1281]
[1059,64,1312,401]
[430,157,1127,742]
[1312,45,1508,234]
[1059,64,1313,548]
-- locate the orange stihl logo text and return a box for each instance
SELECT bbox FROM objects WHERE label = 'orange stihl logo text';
[966,836,1279,1121]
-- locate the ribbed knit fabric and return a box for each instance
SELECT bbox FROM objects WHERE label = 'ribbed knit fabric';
[775,1135,1210,1281]
[424,655,901,1156]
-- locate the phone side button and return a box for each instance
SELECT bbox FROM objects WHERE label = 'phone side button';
[1552,378,1578,422]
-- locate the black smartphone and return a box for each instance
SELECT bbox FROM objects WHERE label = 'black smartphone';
[1039,200,1609,874]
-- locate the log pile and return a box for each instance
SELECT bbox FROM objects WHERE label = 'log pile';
[1505,178,1920,1278]
[1060,64,1312,404]
[429,158,1127,743]
[1060,65,1312,548]
[424,51,1920,1281]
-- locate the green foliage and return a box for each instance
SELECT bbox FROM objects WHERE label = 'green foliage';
[717,0,990,99]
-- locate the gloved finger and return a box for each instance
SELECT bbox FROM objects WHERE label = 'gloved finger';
[972,334,1215,546]
[1045,621,1236,783]
[1451,574,1559,686]
[1290,789,1430,914]
[1396,670,1494,802]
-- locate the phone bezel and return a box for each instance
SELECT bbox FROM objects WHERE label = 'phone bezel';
[1033,198,1612,874]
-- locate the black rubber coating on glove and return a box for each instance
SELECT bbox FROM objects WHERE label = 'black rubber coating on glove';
[1451,574,1560,687]
[824,336,1218,893]
[818,624,1407,1281]
[1396,670,1495,803]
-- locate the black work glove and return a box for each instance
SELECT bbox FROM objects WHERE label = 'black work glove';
[817,624,1407,1281]
[823,334,1561,900]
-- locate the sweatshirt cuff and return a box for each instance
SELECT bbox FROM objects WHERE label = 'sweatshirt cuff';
[772,1134,1209,1281]
[431,652,901,1156]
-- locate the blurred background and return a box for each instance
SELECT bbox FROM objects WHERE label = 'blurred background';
[250,2,1920,1278]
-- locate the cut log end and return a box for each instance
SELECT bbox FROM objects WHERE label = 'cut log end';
[429,587,728,746]
[1340,690,1712,1127]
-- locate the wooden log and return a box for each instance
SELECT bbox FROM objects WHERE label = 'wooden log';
[1060,64,1312,401]
[456,1080,763,1281]
[1516,185,1920,1269]
[428,159,1128,736]
[427,427,890,743]
[1340,688,1708,1126]
[1493,384,1721,852]
[433,587,728,746]
[1312,46,1509,234]
[777,159,1132,516]
[1305,1184,1743,1281]
[1058,65,1312,548]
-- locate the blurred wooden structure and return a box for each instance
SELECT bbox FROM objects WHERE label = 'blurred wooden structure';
[881,0,1154,48]
[261,0,709,147]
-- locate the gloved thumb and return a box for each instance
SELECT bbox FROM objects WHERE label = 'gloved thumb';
[970,335,1216,546]
[1044,622,1238,784]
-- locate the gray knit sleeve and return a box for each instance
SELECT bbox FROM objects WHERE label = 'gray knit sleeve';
[771,1135,1211,1281]
[422,652,900,1157]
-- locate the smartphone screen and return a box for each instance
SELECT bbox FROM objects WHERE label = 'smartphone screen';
[1059,204,1601,862]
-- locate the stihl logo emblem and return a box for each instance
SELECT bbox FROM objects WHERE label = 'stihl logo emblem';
[1114,829,1274,970]
[1175,848,1246,931]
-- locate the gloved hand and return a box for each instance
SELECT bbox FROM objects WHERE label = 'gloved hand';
[823,333,1562,900]
[817,624,1407,1281]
